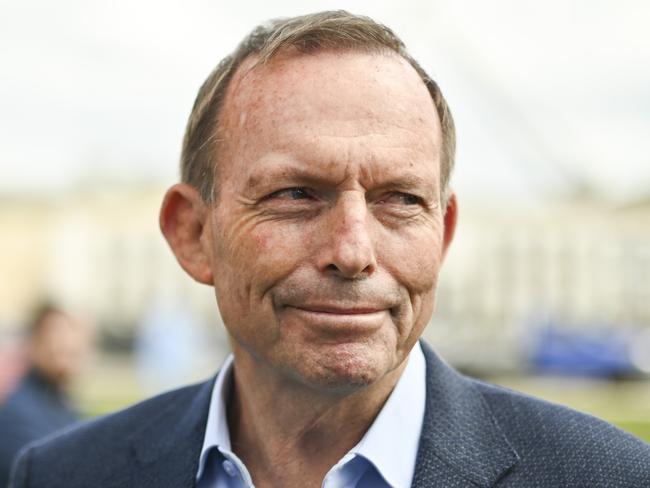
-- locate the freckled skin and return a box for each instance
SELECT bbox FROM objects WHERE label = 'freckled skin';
[206,50,454,394]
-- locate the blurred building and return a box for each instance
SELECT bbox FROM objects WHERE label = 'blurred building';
[428,194,650,372]
[0,185,219,342]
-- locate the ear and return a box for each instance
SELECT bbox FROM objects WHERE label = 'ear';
[441,191,458,261]
[160,183,214,285]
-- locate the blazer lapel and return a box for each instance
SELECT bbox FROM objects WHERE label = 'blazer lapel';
[412,342,519,488]
[99,345,518,488]
[124,378,215,488]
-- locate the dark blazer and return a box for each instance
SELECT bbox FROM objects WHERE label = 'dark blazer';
[0,369,79,487]
[10,342,650,487]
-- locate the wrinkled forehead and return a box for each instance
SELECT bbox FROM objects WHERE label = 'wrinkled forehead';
[218,49,441,146]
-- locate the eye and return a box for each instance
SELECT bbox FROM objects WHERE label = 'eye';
[378,192,423,206]
[266,187,312,200]
[397,193,421,205]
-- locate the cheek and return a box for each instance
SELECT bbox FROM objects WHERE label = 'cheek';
[380,230,443,294]
[214,221,317,344]
[250,223,315,269]
[215,219,314,297]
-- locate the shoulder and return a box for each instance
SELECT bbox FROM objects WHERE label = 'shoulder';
[471,378,650,486]
[419,341,649,486]
[0,380,50,455]
[1,378,41,415]
[9,380,210,488]
[38,380,205,448]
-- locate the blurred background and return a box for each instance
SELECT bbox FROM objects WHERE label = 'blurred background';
[1,0,649,443]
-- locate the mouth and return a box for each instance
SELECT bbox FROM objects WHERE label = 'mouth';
[291,305,384,315]
[281,304,390,338]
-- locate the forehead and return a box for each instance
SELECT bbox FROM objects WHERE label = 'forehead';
[218,50,441,183]
[224,49,439,132]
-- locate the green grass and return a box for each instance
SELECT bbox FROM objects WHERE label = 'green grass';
[611,420,650,442]
[487,375,650,443]
[74,359,650,443]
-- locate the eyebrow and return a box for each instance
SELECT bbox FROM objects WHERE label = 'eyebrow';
[379,173,435,190]
[245,162,337,191]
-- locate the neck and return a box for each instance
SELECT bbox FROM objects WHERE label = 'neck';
[227,349,408,488]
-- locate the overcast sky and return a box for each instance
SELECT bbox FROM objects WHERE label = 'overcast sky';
[1,0,649,204]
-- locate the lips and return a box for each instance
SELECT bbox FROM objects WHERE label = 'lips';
[290,305,384,315]
[281,304,390,339]
[271,275,403,334]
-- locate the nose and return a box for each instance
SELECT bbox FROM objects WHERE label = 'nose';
[317,192,377,279]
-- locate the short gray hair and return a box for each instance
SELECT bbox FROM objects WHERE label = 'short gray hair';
[181,10,456,204]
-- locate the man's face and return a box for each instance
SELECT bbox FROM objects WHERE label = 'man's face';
[206,50,454,392]
[30,312,89,386]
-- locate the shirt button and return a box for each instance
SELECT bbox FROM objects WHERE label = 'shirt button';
[222,459,237,477]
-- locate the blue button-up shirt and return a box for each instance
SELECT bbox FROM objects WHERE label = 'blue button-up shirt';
[196,343,426,488]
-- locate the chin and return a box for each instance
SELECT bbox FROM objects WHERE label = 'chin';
[287,341,396,394]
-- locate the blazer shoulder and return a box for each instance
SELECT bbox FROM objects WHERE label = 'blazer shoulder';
[471,378,650,486]
[9,379,212,488]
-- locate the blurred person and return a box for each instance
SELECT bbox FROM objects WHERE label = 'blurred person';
[0,340,23,403]
[10,11,650,488]
[0,303,87,486]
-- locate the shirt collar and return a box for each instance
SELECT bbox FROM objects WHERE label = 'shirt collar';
[196,343,426,487]
[196,354,234,480]
[351,341,426,487]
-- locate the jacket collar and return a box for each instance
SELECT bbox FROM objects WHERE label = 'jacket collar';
[120,340,518,488]
[412,342,519,487]
[126,378,215,488]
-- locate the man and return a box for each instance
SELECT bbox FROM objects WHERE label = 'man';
[1,304,85,486]
[11,10,650,488]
